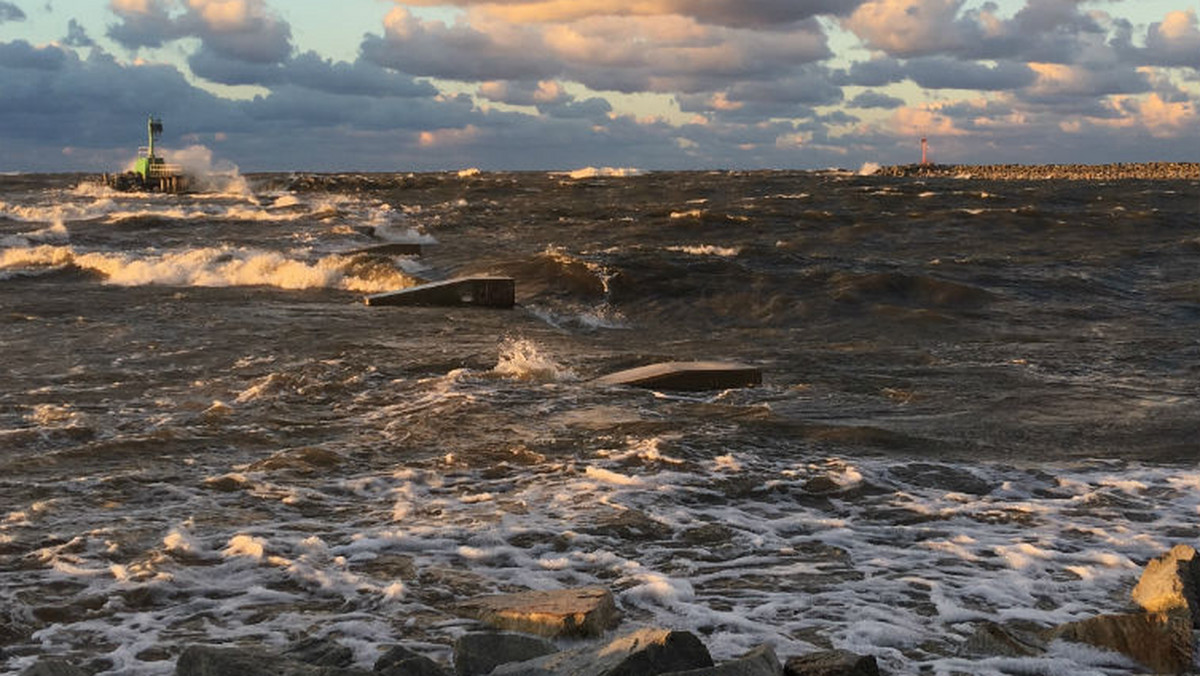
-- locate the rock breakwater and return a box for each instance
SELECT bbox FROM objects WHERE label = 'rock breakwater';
[875,162,1200,180]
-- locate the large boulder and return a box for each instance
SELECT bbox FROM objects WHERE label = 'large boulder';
[453,631,558,676]
[20,660,88,676]
[1132,544,1200,622]
[457,587,620,639]
[174,644,373,676]
[285,635,354,668]
[375,645,449,676]
[491,627,713,676]
[661,644,782,676]
[1049,611,1193,675]
[783,650,879,676]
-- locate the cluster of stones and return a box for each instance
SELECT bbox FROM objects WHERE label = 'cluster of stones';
[961,544,1200,674]
[18,587,878,676]
[17,545,1200,676]
[875,162,1200,180]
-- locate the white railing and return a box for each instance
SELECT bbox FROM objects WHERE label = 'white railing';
[149,164,183,177]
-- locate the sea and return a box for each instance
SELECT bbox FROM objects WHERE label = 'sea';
[1,167,1199,675]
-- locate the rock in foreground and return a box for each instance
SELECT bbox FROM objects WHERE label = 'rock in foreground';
[491,627,713,676]
[456,587,620,638]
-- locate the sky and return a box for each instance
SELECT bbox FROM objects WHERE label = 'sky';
[0,0,1197,172]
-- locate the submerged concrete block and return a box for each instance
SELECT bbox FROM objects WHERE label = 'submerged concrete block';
[365,277,515,309]
[343,242,425,256]
[456,587,619,638]
[594,361,762,391]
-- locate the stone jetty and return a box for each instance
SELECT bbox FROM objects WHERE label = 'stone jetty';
[874,162,1200,180]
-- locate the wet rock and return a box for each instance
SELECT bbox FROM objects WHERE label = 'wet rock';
[376,645,450,675]
[491,627,712,676]
[20,659,88,676]
[375,645,426,671]
[174,644,373,676]
[662,644,782,676]
[1049,611,1193,675]
[587,510,675,541]
[453,631,558,676]
[250,447,346,474]
[377,654,449,676]
[1132,544,1200,622]
[355,554,418,581]
[957,622,1046,658]
[889,463,994,496]
[286,635,354,667]
[782,650,879,676]
[679,524,736,547]
[456,587,620,639]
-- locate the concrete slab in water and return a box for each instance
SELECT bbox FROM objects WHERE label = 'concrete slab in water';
[365,276,515,308]
[342,242,424,256]
[594,361,761,391]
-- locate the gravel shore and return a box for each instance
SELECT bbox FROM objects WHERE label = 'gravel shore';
[875,162,1199,180]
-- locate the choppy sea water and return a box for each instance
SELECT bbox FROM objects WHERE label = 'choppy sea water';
[1,168,1199,675]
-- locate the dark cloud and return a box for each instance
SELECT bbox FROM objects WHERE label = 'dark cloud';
[0,39,65,70]
[848,91,904,109]
[187,48,437,98]
[0,1,25,23]
[907,57,1035,91]
[537,96,612,120]
[64,18,94,47]
[837,58,905,87]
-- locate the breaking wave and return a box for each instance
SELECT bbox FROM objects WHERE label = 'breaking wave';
[0,244,417,293]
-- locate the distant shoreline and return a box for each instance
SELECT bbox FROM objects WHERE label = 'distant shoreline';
[875,162,1199,180]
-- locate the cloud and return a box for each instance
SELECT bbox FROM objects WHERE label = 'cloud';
[906,57,1035,91]
[108,0,293,63]
[478,79,570,106]
[396,0,865,29]
[842,0,967,58]
[1143,9,1200,67]
[848,91,904,109]
[1021,62,1150,103]
[361,7,557,81]
[65,18,96,47]
[0,1,25,22]
[0,39,67,70]
[187,47,437,98]
[362,6,830,96]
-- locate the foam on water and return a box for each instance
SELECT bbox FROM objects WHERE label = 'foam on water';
[7,445,1195,674]
[667,244,741,257]
[492,337,576,383]
[562,167,643,179]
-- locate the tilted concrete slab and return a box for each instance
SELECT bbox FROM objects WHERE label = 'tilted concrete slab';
[342,242,425,257]
[594,361,762,391]
[365,277,515,309]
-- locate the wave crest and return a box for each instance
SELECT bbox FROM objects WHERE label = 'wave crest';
[1,245,417,292]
